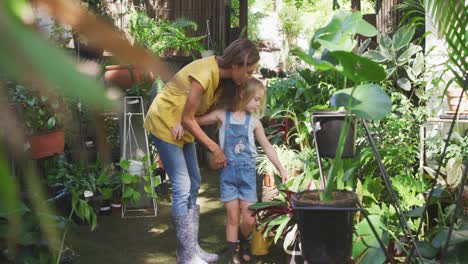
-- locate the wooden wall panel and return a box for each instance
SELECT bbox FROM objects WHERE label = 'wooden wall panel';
[376,0,403,34]
[167,0,226,50]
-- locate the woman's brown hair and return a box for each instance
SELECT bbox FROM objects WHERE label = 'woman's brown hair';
[217,39,260,68]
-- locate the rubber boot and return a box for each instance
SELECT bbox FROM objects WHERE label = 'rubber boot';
[173,212,207,264]
[192,205,219,262]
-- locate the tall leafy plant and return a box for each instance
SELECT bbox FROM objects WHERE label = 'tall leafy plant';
[363,25,427,100]
[292,11,392,200]
[129,10,205,58]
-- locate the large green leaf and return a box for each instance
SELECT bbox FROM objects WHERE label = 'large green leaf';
[248,201,284,210]
[356,19,378,37]
[4,0,28,18]
[331,84,392,120]
[353,215,386,261]
[291,48,336,71]
[432,224,468,248]
[357,247,386,264]
[311,11,376,52]
[330,51,386,83]
[0,8,117,111]
[416,241,438,259]
[393,25,416,50]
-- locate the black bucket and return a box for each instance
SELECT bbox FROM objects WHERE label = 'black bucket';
[292,190,357,264]
[311,111,356,158]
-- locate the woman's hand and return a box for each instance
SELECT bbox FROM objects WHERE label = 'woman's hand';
[211,145,227,169]
[171,122,184,140]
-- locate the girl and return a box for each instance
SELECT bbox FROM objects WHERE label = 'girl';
[144,39,260,264]
[196,78,288,263]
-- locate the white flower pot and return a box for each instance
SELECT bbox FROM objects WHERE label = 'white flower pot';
[128,160,143,175]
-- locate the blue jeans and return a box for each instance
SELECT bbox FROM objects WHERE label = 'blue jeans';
[151,135,201,216]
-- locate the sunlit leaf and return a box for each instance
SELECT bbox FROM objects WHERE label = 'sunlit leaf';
[122,188,134,199]
[47,117,56,130]
[378,33,393,60]
[397,77,412,91]
[394,25,415,50]
[398,44,423,63]
[412,52,424,76]
[363,50,388,63]
[331,84,391,120]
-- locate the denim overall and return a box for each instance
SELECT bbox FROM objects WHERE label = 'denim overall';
[220,112,257,203]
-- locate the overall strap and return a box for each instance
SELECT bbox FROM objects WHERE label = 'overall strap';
[225,111,232,124]
[223,111,231,150]
[244,113,252,126]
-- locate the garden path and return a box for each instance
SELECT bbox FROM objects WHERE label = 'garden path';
[70,169,287,263]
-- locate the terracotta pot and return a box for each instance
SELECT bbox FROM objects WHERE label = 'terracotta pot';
[29,130,65,159]
[263,172,273,187]
[104,64,155,89]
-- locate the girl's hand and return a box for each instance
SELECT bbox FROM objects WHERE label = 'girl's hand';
[171,122,184,140]
[279,169,288,184]
[212,145,227,168]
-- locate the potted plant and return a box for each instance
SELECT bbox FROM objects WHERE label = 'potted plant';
[104,64,155,91]
[287,11,392,262]
[9,84,66,159]
[96,164,121,216]
[311,110,356,158]
[119,155,159,207]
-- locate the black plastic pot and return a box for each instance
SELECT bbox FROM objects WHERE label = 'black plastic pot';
[292,190,357,264]
[312,111,356,158]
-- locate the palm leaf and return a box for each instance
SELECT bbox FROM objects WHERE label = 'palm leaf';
[426,0,467,88]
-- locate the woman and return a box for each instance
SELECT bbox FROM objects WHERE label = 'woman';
[144,39,259,263]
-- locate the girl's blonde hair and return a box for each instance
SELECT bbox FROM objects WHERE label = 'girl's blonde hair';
[216,78,266,117]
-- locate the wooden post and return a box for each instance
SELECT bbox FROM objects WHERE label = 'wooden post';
[239,0,248,37]
[351,0,361,11]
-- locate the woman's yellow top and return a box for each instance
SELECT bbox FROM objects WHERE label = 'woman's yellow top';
[144,56,221,147]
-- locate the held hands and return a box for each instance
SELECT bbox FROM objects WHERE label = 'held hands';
[211,145,227,169]
[171,122,184,140]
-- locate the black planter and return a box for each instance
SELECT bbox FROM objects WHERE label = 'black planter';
[99,199,112,216]
[311,111,356,158]
[292,190,357,264]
